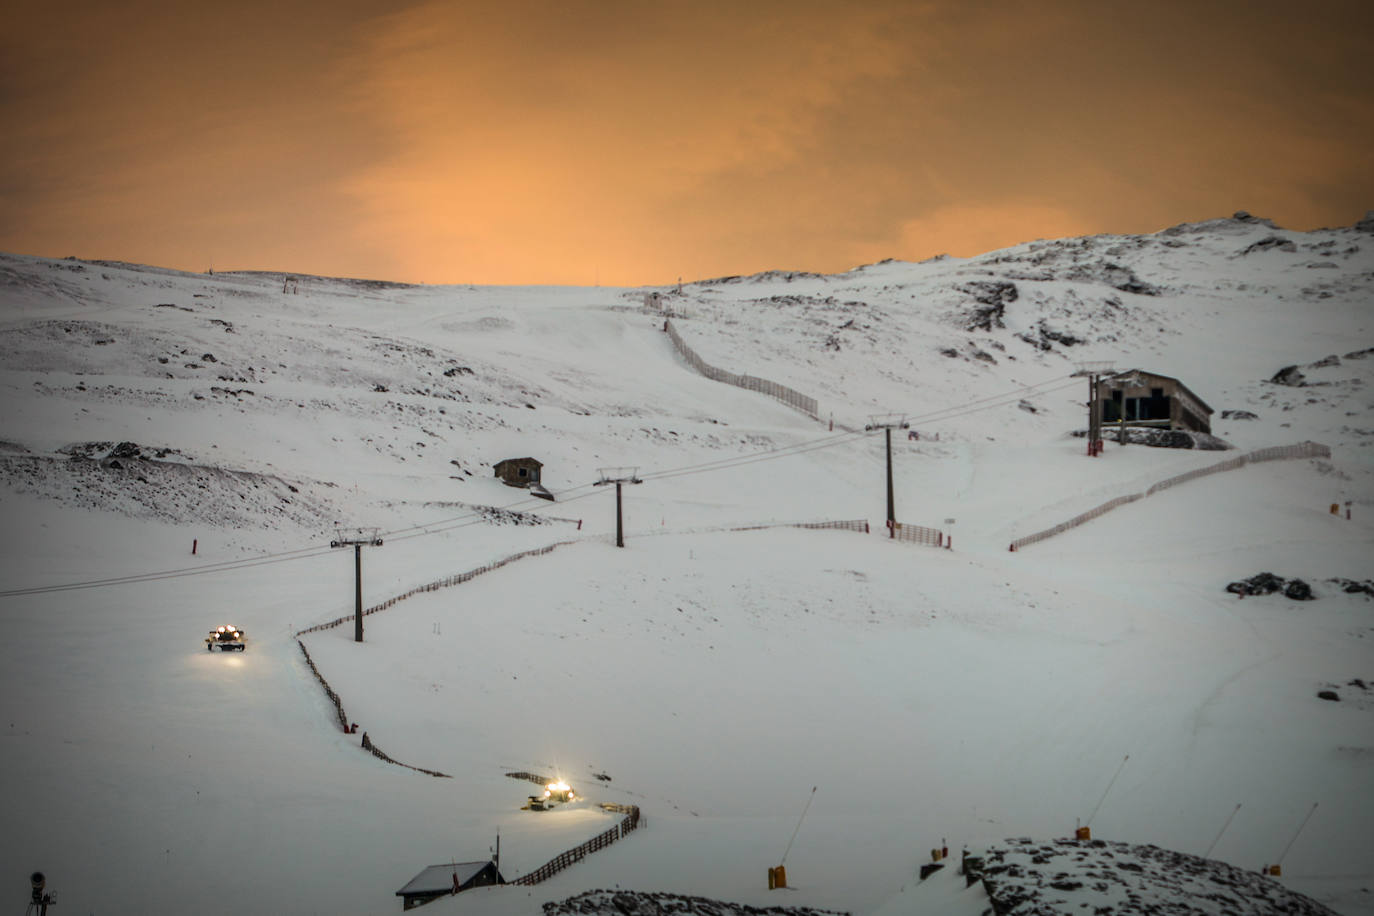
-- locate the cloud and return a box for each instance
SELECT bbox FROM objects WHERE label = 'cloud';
[1,0,1370,282]
[338,1,923,283]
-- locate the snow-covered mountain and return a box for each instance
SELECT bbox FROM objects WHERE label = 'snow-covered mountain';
[1,212,1370,916]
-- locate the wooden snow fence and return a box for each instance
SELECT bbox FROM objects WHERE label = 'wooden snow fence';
[296,639,349,733]
[295,540,580,638]
[729,518,870,535]
[295,639,452,778]
[359,730,451,778]
[730,517,948,548]
[889,521,944,547]
[665,319,819,419]
[1009,441,1331,551]
[293,541,582,776]
[509,805,642,887]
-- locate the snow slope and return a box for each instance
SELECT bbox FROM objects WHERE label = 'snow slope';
[1,212,1371,915]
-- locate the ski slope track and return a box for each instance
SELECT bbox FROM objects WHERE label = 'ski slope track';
[1,212,1372,916]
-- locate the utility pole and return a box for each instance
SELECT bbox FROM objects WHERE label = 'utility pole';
[1073,362,1114,457]
[594,468,642,548]
[1112,371,1143,447]
[330,526,384,642]
[866,414,909,538]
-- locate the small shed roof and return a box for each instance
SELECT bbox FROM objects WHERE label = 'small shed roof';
[495,457,542,468]
[396,862,491,896]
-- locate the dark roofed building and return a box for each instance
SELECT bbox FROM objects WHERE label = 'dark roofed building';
[494,457,542,488]
[1096,369,1213,435]
[396,860,504,910]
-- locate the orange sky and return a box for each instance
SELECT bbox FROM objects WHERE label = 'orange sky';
[3,1,1371,286]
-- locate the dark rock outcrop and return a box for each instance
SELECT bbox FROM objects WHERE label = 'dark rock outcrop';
[107,441,142,460]
[1284,579,1314,601]
[1241,236,1298,255]
[1226,572,1289,596]
[1269,365,1306,386]
[1329,578,1374,597]
[1226,573,1315,599]
[966,837,1340,916]
[1073,428,1232,450]
[541,890,849,916]
[961,281,1019,331]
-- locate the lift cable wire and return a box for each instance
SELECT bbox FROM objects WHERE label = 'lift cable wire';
[0,373,1077,599]
[644,375,1080,484]
[0,545,339,598]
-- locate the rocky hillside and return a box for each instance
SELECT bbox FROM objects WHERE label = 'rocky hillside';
[2,211,1370,540]
[542,889,849,915]
[957,837,1342,916]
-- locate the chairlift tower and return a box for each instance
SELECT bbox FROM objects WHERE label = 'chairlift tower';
[594,468,642,548]
[330,526,384,642]
[1072,362,1115,456]
[865,414,909,538]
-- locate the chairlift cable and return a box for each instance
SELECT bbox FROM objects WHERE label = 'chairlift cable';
[0,374,1077,598]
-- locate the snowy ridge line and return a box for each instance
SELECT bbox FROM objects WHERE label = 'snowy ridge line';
[509,806,642,887]
[294,639,452,778]
[1009,441,1332,551]
[665,318,820,419]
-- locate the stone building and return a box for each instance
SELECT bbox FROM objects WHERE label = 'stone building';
[493,457,543,488]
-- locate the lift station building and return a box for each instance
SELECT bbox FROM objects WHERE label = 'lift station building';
[1095,369,1213,435]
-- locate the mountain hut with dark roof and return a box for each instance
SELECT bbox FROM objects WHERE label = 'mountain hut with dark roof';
[1095,369,1213,434]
